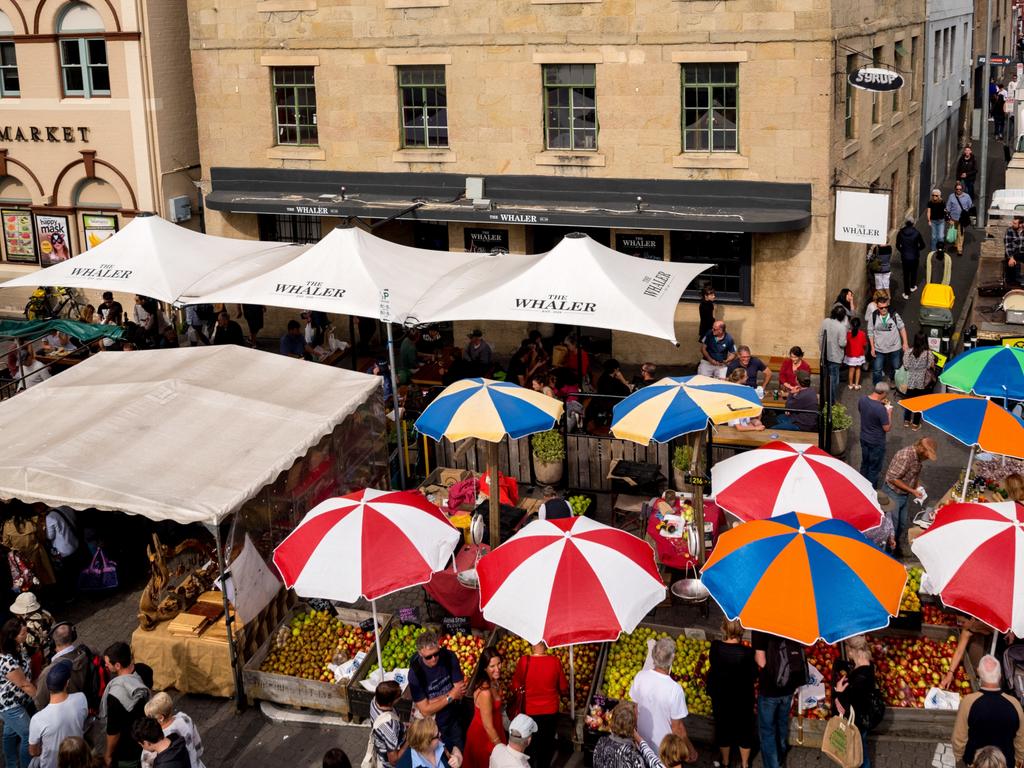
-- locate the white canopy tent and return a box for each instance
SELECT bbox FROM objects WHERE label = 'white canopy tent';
[0,345,381,524]
[407,232,712,343]
[0,214,304,304]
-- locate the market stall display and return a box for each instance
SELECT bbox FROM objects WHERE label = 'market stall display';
[241,605,387,716]
[645,495,723,570]
[494,634,602,713]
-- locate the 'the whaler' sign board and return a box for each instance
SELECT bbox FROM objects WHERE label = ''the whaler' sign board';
[834,190,890,245]
[848,67,904,92]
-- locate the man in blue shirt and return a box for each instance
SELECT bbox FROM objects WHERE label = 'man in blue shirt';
[727,346,772,389]
[858,382,893,488]
[698,321,737,379]
[408,631,466,751]
[279,320,313,359]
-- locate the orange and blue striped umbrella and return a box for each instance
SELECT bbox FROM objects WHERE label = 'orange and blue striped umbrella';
[899,393,1024,458]
[700,512,906,644]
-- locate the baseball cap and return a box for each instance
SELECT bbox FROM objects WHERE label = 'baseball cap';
[509,714,538,739]
[46,662,72,692]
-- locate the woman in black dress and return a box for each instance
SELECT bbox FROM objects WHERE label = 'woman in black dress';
[707,619,756,768]
[831,635,878,768]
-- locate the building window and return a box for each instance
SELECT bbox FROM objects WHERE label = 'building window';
[872,47,883,125]
[543,64,597,150]
[889,170,898,229]
[933,30,941,83]
[398,65,448,149]
[671,231,752,304]
[272,67,318,146]
[58,3,108,98]
[947,27,955,77]
[911,36,920,101]
[681,63,739,152]
[906,148,915,211]
[893,41,905,112]
[845,54,857,139]
[0,42,17,97]
[964,23,970,66]
[258,214,321,244]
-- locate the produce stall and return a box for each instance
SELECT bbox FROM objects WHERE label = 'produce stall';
[347,621,493,721]
[242,604,388,716]
[0,346,388,703]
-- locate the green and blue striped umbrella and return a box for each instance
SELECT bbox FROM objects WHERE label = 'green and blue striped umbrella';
[940,346,1024,401]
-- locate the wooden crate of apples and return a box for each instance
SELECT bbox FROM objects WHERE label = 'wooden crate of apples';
[260,608,376,683]
[369,623,487,680]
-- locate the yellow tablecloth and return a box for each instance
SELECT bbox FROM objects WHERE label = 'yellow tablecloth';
[131,621,235,697]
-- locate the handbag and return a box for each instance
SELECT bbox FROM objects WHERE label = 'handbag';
[953,193,972,227]
[821,707,863,768]
[7,551,39,593]
[945,223,958,244]
[78,547,118,592]
[506,655,530,719]
[894,365,909,394]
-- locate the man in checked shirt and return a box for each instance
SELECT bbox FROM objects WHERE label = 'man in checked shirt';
[1005,216,1024,284]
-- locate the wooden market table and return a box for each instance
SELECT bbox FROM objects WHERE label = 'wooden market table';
[712,425,818,447]
[131,621,235,697]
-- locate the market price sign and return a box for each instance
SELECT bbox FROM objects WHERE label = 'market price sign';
[398,606,420,625]
[359,617,380,633]
[685,474,710,487]
[442,616,470,635]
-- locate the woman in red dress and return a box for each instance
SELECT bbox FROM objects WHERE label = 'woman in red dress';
[463,647,506,768]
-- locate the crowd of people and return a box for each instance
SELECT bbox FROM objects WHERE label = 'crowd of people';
[0,596,204,768]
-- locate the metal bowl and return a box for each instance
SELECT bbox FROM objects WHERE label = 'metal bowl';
[456,568,479,588]
[671,578,710,604]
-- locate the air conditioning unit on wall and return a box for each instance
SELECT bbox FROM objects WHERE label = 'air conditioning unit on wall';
[167,196,192,223]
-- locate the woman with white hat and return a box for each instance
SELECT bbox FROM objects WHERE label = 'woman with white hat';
[9,592,54,669]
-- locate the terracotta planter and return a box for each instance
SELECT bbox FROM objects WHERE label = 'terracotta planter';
[672,467,687,491]
[533,458,563,485]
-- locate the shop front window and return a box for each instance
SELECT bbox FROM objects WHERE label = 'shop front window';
[671,231,752,304]
[543,64,597,150]
[258,214,322,244]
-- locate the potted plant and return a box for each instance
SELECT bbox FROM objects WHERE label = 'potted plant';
[824,402,853,457]
[531,430,565,485]
[672,445,693,490]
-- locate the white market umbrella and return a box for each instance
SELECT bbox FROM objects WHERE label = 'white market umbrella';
[0,214,303,304]
[188,225,494,488]
[407,232,713,343]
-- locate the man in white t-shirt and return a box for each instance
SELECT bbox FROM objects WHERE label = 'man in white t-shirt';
[628,638,698,762]
[29,662,88,768]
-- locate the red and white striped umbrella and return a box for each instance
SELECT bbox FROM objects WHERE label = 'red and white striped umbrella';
[911,500,1024,636]
[710,441,884,531]
[273,488,461,602]
[476,516,665,648]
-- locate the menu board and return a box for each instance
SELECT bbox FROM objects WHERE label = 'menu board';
[2,210,37,263]
[615,232,664,261]
[464,227,509,254]
[82,213,118,250]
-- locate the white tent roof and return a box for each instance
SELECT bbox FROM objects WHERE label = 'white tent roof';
[0,346,381,525]
[0,215,304,304]
[408,233,711,343]
[186,226,492,322]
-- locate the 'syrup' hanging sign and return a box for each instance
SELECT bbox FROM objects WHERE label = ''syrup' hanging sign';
[848,68,904,92]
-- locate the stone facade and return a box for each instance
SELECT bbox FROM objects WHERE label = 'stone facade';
[188,0,936,363]
[0,0,200,312]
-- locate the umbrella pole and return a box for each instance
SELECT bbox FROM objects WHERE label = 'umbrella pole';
[372,598,386,675]
[960,444,977,503]
[991,631,999,656]
[488,441,500,549]
[213,523,245,711]
[386,323,407,490]
[569,645,576,720]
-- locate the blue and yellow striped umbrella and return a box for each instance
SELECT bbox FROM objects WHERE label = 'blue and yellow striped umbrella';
[701,512,907,644]
[414,378,564,443]
[611,375,763,444]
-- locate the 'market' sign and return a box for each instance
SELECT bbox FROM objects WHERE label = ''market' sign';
[847,68,904,92]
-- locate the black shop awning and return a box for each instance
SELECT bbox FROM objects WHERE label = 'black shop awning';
[206,167,811,234]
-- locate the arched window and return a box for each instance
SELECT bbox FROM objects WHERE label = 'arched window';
[57,2,108,97]
[0,12,18,97]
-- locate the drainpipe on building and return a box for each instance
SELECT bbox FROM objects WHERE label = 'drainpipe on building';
[979,0,996,228]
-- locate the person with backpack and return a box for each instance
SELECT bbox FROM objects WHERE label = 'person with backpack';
[408,631,467,753]
[832,635,884,768]
[100,642,151,768]
[895,218,926,299]
[34,623,104,714]
[866,296,908,386]
[752,631,807,768]
[365,680,406,768]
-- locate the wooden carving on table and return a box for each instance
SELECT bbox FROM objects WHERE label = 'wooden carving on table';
[138,534,216,630]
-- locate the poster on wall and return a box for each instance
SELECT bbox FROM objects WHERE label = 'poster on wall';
[615,232,665,261]
[834,190,889,245]
[34,214,73,266]
[464,227,509,253]
[82,214,118,250]
[1,210,37,264]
